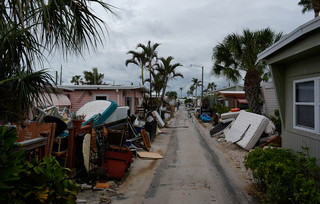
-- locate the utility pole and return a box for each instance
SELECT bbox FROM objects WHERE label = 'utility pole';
[190,64,204,115]
[201,66,204,116]
[60,65,62,85]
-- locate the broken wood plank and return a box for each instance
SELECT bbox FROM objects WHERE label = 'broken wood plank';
[140,129,151,151]
[137,152,163,159]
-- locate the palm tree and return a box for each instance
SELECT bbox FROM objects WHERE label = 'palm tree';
[191,78,201,105]
[125,50,148,85]
[166,91,178,100]
[83,67,104,85]
[0,69,55,121]
[145,71,165,98]
[0,1,116,122]
[156,56,183,106]
[212,28,282,114]
[179,87,183,98]
[189,85,195,98]
[207,82,217,94]
[298,0,320,17]
[136,41,160,101]
[71,75,83,85]
[187,90,192,97]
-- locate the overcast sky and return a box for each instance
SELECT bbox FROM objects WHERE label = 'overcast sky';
[45,0,313,96]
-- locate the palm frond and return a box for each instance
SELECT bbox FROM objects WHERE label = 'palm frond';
[0,69,55,121]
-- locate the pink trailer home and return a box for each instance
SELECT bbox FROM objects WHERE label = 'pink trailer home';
[59,85,148,115]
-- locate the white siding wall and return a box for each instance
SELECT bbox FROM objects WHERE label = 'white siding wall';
[261,82,279,117]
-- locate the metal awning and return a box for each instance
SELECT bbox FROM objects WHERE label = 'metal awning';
[218,91,245,95]
[40,93,71,107]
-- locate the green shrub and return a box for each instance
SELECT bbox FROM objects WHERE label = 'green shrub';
[184,98,192,105]
[214,103,230,114]
[0,126,25,201]
[269,110,282,135]
[21,156,80,203]
[244,147,320,203]
[0,126,80,203]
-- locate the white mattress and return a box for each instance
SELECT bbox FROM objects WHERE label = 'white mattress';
[225,111,269,150]
[220,111,241,120]
[77,100,113,121]
[152,111,165,127]
[104,106,129,124]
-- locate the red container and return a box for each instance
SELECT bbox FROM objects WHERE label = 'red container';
[103,151,133,179]
[231,108,240,112]
[103,159,127,179]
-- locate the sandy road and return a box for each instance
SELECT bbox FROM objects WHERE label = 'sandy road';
[112,107,259,204]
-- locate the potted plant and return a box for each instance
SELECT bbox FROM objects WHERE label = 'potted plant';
[71,112,86,129]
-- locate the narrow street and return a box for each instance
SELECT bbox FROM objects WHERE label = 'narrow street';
[112,107,259,204]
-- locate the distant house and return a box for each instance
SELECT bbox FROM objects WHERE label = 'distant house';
[258,17,320,160]
[59,85,148,115]
[214,85,248,109]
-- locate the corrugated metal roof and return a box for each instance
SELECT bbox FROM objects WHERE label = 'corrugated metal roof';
[258,17,320,61]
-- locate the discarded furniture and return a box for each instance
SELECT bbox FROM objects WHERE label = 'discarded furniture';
[15,137,47,161]
[16,122,56,157]
[52,135,68,167]
[67,125,91,169]
[210,111,240,137]
[140,129,151,151]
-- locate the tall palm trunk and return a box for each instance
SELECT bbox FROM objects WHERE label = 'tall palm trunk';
[160,78,169,107]
[141,64,144,85]
[243,69,262,114]
[149,63,152,101]
[315,7,320,17]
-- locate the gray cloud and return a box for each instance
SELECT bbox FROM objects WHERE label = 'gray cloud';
[45,0,313,96]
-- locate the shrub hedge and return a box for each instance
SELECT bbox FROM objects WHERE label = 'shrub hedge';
[243,146,320,203]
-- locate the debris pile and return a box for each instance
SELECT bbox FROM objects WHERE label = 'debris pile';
[209,110,280,150]
[14,99,168,203]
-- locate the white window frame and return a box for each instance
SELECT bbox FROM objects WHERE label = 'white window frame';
[293,77,319,134]
[94,94,109,100]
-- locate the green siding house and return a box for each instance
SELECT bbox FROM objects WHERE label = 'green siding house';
[258,17,320,160]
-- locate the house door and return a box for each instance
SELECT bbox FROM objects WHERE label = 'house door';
[125,96,132,115]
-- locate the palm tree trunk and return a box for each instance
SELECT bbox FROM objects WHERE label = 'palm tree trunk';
[195,86,198,106]
[141,65,144,85]
[315,6,320,17]
[149,63,152,107]
[160,78,168,107]
[243,69,262,114]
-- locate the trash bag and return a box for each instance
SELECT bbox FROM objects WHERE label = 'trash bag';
[43,115,67,136]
